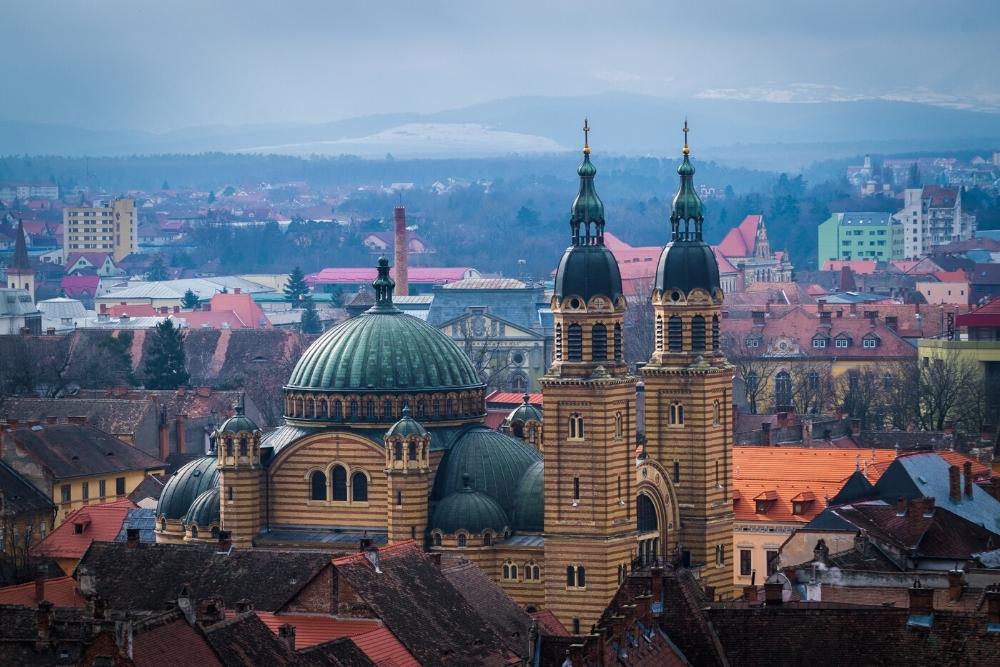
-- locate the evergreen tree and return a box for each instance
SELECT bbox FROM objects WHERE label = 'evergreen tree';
[147,256,169,281]
[300,296,323,334]
[143,320,189,389]
[284,266,310,306]
[181,289,199,309]
[907,162,921,188]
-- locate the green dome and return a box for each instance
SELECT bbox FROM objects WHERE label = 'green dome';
[512,460,544,532]
[571,153,603,225]
[553,244,623,304]
[183,487,220,528]
[218,411,258,435]
[672,154,704,221]
[287,309,482,393]
[507,397,543,425]
[432,426,541,515]
[157,456,219,520]
[430,476,510,535]
[386,408,429,439]
[655,241,721,297]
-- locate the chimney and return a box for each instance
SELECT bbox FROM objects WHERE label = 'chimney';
[910,497,935,518]
[35,600,54,650]
[764,582,784,605]
[650,566,663,609]
[568,644,585,667]
[46,327,55,336]
[160,306,167,315]
[896,496,907,516]
[359,537,373,552]
[393,206,409,297]
[908,582,934,615]
[813,539,829,565]
[175,414,187,455]
[850,418,861,436]
[197,597,226,626]
[817,299,826,311]
[278,623,296,652]
[742,585,758,602]
[947,570,964,602]
[234,287,241,295]
[217,530,232,553]
[949,465,961,502]
[100,303,107,314]
[428,552,442,570]
[174,305,180,313]
[635,594,652,622]
[34,571,45,603]
[752,310,765,326]
[126,528,140,548]
[776,412,789,428]
[985,586,1000,625]
[235,598,254,614]
[963,461,974,498]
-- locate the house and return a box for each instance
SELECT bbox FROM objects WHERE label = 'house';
[0,460,56,584]
[716,215,793,288]
[64,252,120,277]
[0,288,41,335]
[0,423,166,523]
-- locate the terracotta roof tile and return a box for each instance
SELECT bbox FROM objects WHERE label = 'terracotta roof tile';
[530,610,568,637]
[133,617,224,667]
[30,499,136,560]
[0,576,85,608]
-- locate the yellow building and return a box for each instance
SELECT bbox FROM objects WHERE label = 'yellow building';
[0,423,165,524]
[63,197,137,262]
[153,125,734,631]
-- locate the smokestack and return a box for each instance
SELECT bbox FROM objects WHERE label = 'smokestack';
[393,206,409,296]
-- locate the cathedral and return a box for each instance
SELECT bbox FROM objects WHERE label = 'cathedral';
[155,122,735,631]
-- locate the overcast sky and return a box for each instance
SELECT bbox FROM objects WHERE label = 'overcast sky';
[4,0,999,132]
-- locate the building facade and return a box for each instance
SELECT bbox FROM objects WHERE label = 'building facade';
[895,186,976,259]
[717,215,793,289]
[63,198,137,262]
[153,125,735,631]
[818,212,904,264]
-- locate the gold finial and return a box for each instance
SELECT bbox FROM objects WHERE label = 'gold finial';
[682,118,690,155]
[583,117,591,155]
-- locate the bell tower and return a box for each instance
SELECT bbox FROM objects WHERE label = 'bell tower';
[642,122,734,598]
[217,400,263,548]
[542,121,638,633]
[7,219,35,303]
[384,407,432,544]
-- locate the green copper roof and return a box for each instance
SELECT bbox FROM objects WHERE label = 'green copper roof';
[571,153,604,228]
[507,396,543,425]
[553,244,623,303]
[671,153,704,224]
[511,460,543,532]
[218,403,259,435]
[655,241,721,296]
[431,426,541,516]
[386,408,429,439]
[157,456,219,520]
[183,486,220,528]
[430,475,510,534]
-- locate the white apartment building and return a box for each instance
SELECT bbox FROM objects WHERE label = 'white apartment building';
[894,186,976,259]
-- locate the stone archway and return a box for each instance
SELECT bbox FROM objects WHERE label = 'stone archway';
[634,458,682,568]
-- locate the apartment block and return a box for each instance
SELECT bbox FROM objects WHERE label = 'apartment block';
[63,198,137,262]
[895,186,976,259]
[817,212,904,263]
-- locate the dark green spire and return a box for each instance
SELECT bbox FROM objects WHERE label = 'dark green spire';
[10,219,30,271]
[370,256,398,313]
[570,118,605,246]
[670,119,705,242]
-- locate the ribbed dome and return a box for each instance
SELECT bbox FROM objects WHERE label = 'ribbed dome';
[218,412,258,435]
[430,480,510,535]
[432,426,541,515]
[507,402,543,425]
[511,460,544,532]
[654,241,722,297]
[157,456,219,520]
[553,244,623,304]
[183,487,220,528]
[386,409,429,439]
[287,310,482,392]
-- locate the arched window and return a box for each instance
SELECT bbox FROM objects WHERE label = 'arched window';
[318,400,328,418]
[713,400,721,426]
[307,398,315,417]
[668,315,683,352]
[159,518,166,531]
[432,532,442,546]
[408,441,417,462]
[349,401,358,419]
[555,325,563,361]
[774,371,792,409]
[225,437,233,457]
[394,442,403,461]
[396,490,402,506]
[614,323,623,360]
[637,494,658,532]
[510,563,518,579]
[191,525,198,538]
[691,315,706,352]
[591,323,607,361]
[432,399,440,417]
[655,315,664,351]
[310,470,327,501]
[416,400,425,418]
[227,486,234,501]
[366,401,375,420]
[670,402,684,426]
[567,323,583,361]
[331,465,348,501]
[568,413,584,440]
[333,401,342,420]
[383,400,393,420]
[351,472,368,501]
[239,436,248,457]
[615,412,623,439]
[211,526,220,539]
[712,315,720,351]
[457,533,467,547]
[446,399,455,417]
[747,372,759,393]
[573,477,580,500]
[577,566,586,587]
[566,565,575,587]
[526,562,540,581]
[483,532,493,546]
[808,371,820,391]
[503,562,511,579]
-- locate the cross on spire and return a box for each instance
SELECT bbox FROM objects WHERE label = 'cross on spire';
[682,118,690,155]
[583,118,591,155]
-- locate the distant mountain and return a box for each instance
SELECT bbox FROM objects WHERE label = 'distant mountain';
[2,93,999,170]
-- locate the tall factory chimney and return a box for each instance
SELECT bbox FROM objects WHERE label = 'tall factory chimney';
[393,206,409,296]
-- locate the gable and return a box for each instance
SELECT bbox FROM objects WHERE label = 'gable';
[439,311,544,341]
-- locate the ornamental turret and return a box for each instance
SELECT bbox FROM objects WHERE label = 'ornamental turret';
[384,407,433,544]
[216,399,263,548]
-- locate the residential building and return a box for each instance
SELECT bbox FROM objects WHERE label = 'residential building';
[716,214,793,288]
[4,220,35,303]
[0,183,59,200]
[62,197,137,262]
[0,422,166,523]
[0,460,56,584]
[0,287,41,334]
[817,212,904,264]
[95,276,270,311]
[915,274,970,305]
[895,186,977,258]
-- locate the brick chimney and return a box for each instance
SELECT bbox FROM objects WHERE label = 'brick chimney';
[963,461,974,498]
[985,585,1000,625]
[742,585,759,602]
[908,582,934,615]
[126,528,140,548]
[35,600,54,650]
[909,497,935,518]
[650,566,663,610]
[850,418,861,436]
[393,206,409,297]
[947,570,964,602]
[197,596,226,626]
[764,582,784,605]
[949,465,961,502]
[175,414,187,454]
[235,598,254,614]
[278,623,296,652]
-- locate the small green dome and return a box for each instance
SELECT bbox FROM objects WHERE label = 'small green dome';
[218,409,258,435]
[287,309,482,393]
[512,460,544,532]
[430,476,510,535]
[432,426,541,516]
[157,456,219,520]
[507,397,543,425]
[386,408,429,439]
[554,244,623,303]
[571,153,603,225]
[183,487,220,528]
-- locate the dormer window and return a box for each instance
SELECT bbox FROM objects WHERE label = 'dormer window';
[812,336,827,349]
[745,336,760,348]
[754,490,778,514]
[835,335,850,348]
[863,335,879,349]
[790,491,815,515]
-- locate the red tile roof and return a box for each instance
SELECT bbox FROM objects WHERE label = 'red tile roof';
[30,498,136,560]
[956,296,1000,327]
[106,304,158,317]
[485,391,543,407]
[60,274,100,297]
[0,575,85,607]
[308,267,473,285]
[352,627,421,667]
[133,617,224,667]
[206,291,271,329]
[717,215,762,257]
[923,185,959,208]
[530,610,568,637]
[822,260,878,274]
[932,270,968,283]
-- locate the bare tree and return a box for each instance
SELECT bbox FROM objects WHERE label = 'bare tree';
[723,333,778,415]
[456,317,516,392]
[788,360,835,416]
[836,366,884,430]
[880,360,921,431]
[240,334,311,426]
[917,351,979,432]
[624,278,654,365]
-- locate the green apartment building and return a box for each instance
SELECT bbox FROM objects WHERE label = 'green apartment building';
[818,212,904,264]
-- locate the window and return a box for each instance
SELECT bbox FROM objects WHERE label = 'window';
[239,436,248,457]
[774,371,792,409]
[567,323,583,361]
[835,337,849,348]
[572,477,580,501]
[691,315,706,352]
[350,401,358,419]
[408,441,418,462]
[483,532,493,546]
[615,412,623,439]
[396,490,403,507]
[591,323,607,361]
[82,481,89,500]
[655,315,663,350]
[614,323,623,360]
[457,533,467,548]
[740,549,752,576]
[432,532,442,546]
[715,544,726,567]
[572,618,581,634]
[394,442,403,461]
[863,337,878,348]
[331,465,348,501]
[566,565,586,589]
[503,561,513,579]
[766,550,780,576]
[227,486,234,501]
[712,315,720,351]
[669,402,684,426]
[808,371,820,391]
[310,471,327,500]
[746,372,759,393]
[668,316,683,352]
[61,485,71,503]
[568,413,584,440]
[333,401,343,419]
[351,472,368,502]
[366,401,375,419]
[383,400,393,420]
[745,336,760,348]
[673,462,680,483]
[713,400,720,426]
[812,337,827,348]
[526,562,540,581]
[115,477,126,496]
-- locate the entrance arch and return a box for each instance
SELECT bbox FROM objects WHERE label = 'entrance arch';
[633,458,681,569]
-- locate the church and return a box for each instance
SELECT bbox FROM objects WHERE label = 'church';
[155,122,735,632]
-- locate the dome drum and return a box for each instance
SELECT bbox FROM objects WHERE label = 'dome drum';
[283,387,486,427]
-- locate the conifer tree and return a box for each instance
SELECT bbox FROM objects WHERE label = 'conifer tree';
[300,295,323,334]
[143,319,189,389]
[147,256,169,281]
[284,266,310,306]
[181,289,199,309]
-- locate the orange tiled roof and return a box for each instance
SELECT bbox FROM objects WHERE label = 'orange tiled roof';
[733,447,897,523]
[30,498,135,560]
[484,391,542,406]
[0,575,85,607]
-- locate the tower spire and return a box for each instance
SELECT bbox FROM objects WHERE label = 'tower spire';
[670,118,704,242]
[682,118,690,156]
[570,119,605,246]
[370,256,398,312]
[10,218,30,270]
[583,117,591,155]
